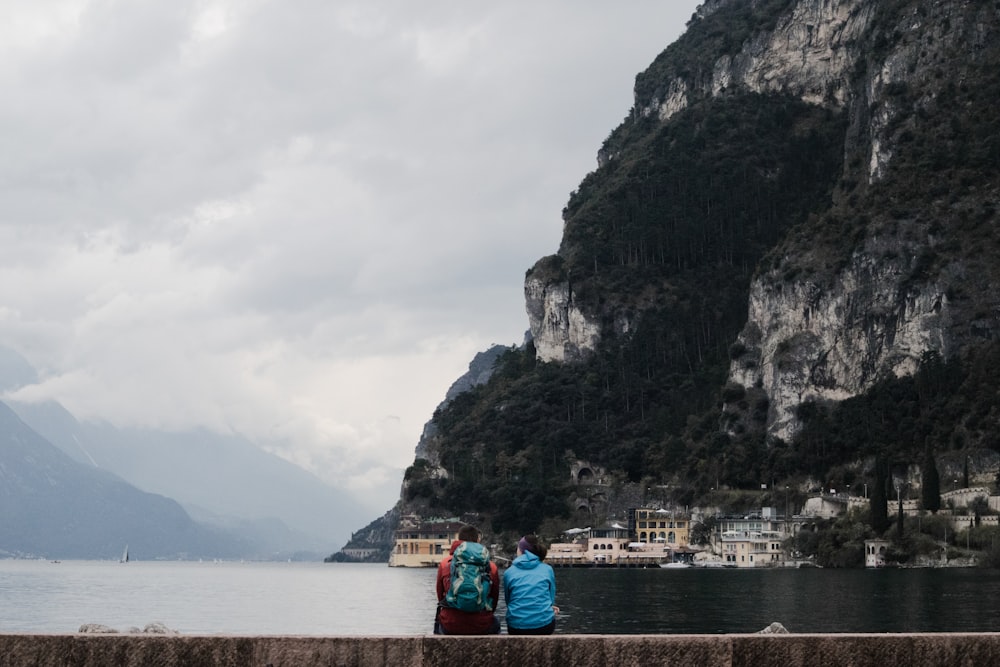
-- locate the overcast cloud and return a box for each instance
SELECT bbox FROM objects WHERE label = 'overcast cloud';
[1,0,701,511]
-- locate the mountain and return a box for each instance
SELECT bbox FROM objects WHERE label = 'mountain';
[0,346,38,393]
[9,400,367,555]
[336,344,514,559]
[0,401,247,560]
[0,346,369,556]
[413,344,516,462]
[375,0,1000,540]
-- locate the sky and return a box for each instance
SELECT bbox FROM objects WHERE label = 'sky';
[1,0,702,512]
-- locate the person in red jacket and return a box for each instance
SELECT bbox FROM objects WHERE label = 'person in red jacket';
[434,524,501,634]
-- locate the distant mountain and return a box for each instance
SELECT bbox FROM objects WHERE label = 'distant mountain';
[10,401,368,555]
[83,423,368,552]
[0,346,38,393]
[339,344,514,559]
[0,346,372,556]
[0,401,247,560]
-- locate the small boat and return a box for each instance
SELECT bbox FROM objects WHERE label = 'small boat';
[660,561,692,569]
[120,545,129,563]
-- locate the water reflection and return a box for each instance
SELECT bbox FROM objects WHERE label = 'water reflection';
[2,561,997,635]
[552,567,1000,634]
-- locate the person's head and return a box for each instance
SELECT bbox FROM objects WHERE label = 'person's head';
[458,525,480,543]
[517,534,547,561]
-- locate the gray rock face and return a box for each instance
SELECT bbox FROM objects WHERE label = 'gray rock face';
[531,0,880,366]
[641,0,871,123]
[725,0,1000,441]
[524,276,603,363]
[525,0,1000,443]
[729,252,951,442]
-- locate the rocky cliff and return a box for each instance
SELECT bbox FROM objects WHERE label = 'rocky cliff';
[365,0,1000,546]
[639,0,868,122]
[527,0,1000,443]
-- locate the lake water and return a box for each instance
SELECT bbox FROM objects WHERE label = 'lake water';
[1,560,999,635]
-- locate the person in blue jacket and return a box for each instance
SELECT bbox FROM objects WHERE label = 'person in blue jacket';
[502,534,559,634]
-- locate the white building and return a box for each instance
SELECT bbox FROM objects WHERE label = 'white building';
[865,539,891,568]
[716,508,786,567]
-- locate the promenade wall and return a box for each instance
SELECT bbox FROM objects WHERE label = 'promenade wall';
[2,633,1000,666]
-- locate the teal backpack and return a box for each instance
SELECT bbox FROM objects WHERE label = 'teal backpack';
[444,541,492,612]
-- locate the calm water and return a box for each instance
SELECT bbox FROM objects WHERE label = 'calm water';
[1,560,998,635]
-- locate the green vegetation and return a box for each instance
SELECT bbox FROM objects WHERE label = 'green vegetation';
[399,0,1000,558]
[561,94,846,303]
[793,347,1000,483]
[790,512,868,569]
[788,509,1000,569]
[406,341,1000,536]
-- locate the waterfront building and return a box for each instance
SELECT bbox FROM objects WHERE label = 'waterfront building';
[865,539,891,568]
[546,540,589,565]
[632,507,691,547]
[548,523,673,566]
[588,524,631,564]
[548,524,632,566]
[387,517,464,567]
[716,507,786,567]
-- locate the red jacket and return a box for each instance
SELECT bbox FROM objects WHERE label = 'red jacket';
[436,540,500,634]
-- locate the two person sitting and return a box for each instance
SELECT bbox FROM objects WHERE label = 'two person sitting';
[435,526,557,635]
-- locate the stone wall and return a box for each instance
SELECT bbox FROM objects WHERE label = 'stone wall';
[2,633,1000,666]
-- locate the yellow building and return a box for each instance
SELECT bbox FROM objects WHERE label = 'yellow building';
[587,524,632,565]
[633,508,691,548]
[388,519,464,568]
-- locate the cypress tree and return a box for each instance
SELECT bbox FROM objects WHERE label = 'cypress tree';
[896,487,905,540]
[871,455,890,533]
[921,446,941,514]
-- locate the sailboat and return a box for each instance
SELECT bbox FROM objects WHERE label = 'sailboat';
[120,545,129,563]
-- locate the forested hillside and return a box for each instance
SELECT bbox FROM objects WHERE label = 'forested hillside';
[370,0,1000,544]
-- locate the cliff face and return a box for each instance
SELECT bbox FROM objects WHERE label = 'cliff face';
[529,0,879,366]
[728,0,1000,442]
[527,0,1000,443]
[524,276,605,363]
[729,251,952,441]
[641,0,871,122]
[377,0,1000,543]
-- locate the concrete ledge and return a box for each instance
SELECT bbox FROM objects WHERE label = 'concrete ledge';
[1,633,999,666]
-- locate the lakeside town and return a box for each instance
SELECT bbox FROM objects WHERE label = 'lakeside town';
[359,485,998,570]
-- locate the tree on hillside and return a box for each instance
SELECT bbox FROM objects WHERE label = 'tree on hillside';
[896,481,905,541]
[921,446,941,514]
[971,495,989,528]
[870,456,890,533]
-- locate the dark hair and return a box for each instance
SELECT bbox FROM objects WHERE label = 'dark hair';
[521,534,547,561]
[458,525,480,542]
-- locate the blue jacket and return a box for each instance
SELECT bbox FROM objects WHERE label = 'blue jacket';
[502,551,556,630]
